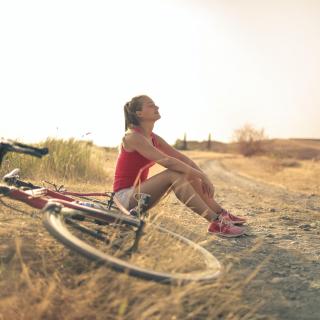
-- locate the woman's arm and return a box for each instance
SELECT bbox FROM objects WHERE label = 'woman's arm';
[125,133,204,180]
[154,134,203,171]
[154,133,214,197]
[125,133,214,197]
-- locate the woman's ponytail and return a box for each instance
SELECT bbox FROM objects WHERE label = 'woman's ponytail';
[123,95,147,131]
[124,102,131,131]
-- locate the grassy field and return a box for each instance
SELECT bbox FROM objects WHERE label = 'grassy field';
[0,138,319,319]
[220,155,320,196]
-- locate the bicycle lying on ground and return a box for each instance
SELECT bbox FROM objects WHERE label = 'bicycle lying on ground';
[0,139,221,284]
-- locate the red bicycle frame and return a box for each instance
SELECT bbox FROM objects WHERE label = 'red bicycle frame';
[2,187,133,225]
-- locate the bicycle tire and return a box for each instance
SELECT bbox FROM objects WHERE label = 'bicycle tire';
[43,203,221,284]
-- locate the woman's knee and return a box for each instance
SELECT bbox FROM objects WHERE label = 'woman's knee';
[163,169,188,184]
[189,176,215,199]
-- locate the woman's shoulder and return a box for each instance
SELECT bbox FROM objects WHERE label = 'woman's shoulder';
[121,129,142,151]
[123,129,141,141]
[151,132,166,145]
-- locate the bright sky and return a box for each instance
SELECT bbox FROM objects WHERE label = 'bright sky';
[1,0,319,147]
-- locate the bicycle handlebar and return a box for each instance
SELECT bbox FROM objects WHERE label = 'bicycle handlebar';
[0,139,49,165]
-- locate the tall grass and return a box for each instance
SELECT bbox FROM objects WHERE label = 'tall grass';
[0,138,109,183]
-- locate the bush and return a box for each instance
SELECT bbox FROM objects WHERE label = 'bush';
[232,123,268,157]
[0,138,109,183]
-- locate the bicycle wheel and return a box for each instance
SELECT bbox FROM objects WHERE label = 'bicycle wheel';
[43,203,221,284]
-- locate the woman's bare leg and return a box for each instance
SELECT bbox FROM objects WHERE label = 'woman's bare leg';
[189,178,224,213]
[128,169,218,221]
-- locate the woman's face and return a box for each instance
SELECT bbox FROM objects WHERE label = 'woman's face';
[136,97,161,122]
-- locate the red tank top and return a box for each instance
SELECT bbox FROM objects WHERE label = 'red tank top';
[113,128,159,192]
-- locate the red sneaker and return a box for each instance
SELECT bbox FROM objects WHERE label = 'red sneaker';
[207,219,245,238]
[218,209,247,225]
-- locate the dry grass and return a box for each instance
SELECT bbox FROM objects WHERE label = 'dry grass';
[185,138,320,160]
[0,138,114,184]
[0,197,263,320]
[221,155,320,195]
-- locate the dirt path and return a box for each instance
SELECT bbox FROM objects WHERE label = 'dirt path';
[197,157,320,319]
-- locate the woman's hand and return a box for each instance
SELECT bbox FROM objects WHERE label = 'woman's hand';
[201,174,215,198]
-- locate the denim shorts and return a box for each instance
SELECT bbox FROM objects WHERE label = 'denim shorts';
[114,187,135,210]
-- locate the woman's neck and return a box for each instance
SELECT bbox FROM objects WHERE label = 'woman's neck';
[132,122,154,137]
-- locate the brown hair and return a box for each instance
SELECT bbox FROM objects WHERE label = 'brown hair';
[124,95,148,131]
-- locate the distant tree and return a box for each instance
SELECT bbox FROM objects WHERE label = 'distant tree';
[174,133,188,150]
[232,123,267,156]
[173,139,181,149]
[182,133,187,150]
[207,133,212,150]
